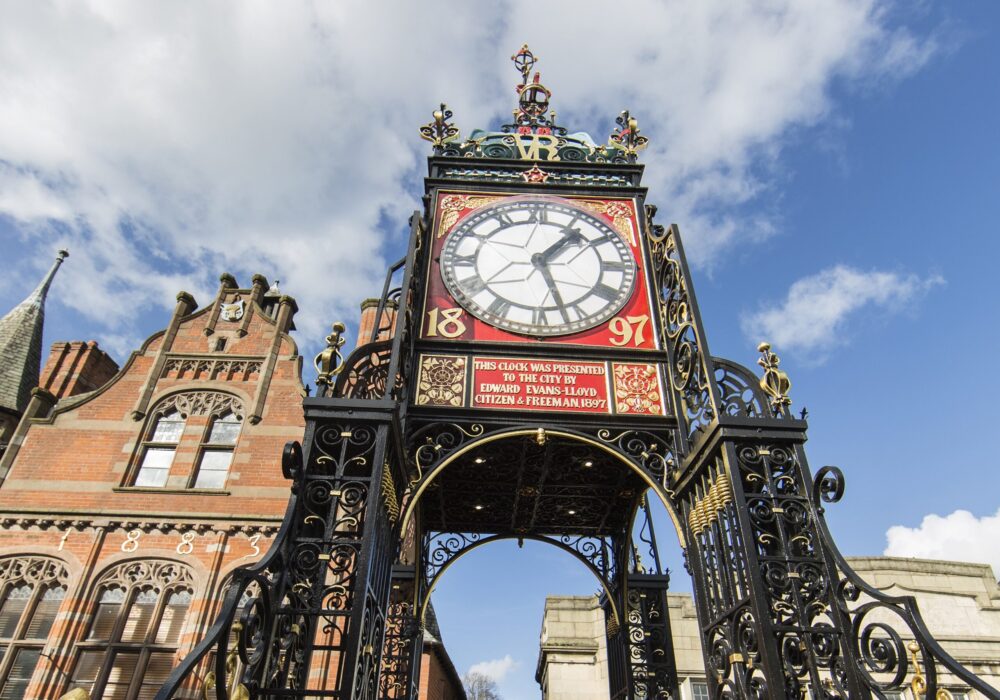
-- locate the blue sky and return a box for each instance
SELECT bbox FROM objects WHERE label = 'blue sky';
[2,2,999,698]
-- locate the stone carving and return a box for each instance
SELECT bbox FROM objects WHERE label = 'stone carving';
[153,391,245,419]
[161,356,262,381]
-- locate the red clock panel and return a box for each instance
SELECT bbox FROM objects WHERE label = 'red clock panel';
[420,191,657,350]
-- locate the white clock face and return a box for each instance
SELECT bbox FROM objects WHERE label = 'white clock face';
[440,198,636,336]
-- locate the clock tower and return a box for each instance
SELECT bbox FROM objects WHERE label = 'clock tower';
[159,46,997,700]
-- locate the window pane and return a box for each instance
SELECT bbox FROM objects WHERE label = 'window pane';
[121,589,158,642]
[0,585,32,638]
[691,681,710,700]
[0,647,40,700]
[69,649,104,692]
[88,588,125,641]
[194,450,232,489]
[25,585,65,639]
[208,414,240,444]
[150,413,184,443]
[155,589,191,644]
[135,448,174,487]
[103,651,139,700]
[137,651,176,699]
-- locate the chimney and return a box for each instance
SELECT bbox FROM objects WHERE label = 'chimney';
[356,298,398,348]
[40,341,120,400]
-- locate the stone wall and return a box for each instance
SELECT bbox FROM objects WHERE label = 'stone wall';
[539,558,1000,699]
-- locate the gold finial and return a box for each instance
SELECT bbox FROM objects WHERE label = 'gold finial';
[536,427,547,445]
[419,103,460,149]
[609,110,649,160]
[314,322,347,387]
[757,342,792,415]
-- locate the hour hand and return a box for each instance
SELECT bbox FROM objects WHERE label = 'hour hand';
[535,228,583,264]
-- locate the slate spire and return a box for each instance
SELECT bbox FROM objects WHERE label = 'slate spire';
[0,250,68,415]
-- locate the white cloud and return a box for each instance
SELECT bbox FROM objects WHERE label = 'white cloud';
[467,654,518,683]
[741,265,943,356]
[884,508,1000,577]
[0,1,938,356]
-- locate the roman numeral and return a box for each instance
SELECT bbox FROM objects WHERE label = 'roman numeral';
[529,207,549,224]
[601,260,626,272]
[461,275,487,295]
[487,298,512,317]
[591,283,620,301]
[494,212,515,228]
[532,307,547,326]
[451,253,477,266]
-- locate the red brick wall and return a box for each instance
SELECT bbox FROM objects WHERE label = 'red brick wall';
[39,341,120,400]
[419,646,466,700]
[0,278,306,698]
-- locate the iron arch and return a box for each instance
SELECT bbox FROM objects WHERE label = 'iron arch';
[400,426,688,548]
[418,532,623,629]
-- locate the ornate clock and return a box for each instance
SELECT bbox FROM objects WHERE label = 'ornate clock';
[421,192,657,351]
[439,198,636,337]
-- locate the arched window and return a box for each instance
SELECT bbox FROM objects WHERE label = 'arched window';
[68,560,194,700]
[192,410,242,489]
[0,556,69,700]
[130,392,245,490]
[134,410,185,487]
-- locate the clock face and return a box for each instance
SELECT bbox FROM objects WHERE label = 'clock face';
[440,198,636,336]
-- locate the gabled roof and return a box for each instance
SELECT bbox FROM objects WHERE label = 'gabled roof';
[0,251,68,415]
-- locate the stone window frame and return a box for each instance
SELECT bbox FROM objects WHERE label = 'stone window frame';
[126,391,245,490]
[188,409,243,490]
[0,556,70,699]
[689,680,709,700]
[67,559,194,700]
[132,410,186,488]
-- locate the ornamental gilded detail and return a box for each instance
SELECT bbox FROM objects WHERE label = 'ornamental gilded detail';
[415,355,467,407]
[612,363,663,415]
[437,195,506,238]
[578,199,637,246]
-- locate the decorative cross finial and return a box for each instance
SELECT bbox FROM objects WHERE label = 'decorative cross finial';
[505,44,561,136]
[757,342,792,415]
[512,44,537,84]
[419,103,460,151]
[609,110,649,161]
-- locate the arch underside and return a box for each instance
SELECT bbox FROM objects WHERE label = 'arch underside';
[402,422,689,641]
[402,423,686,547]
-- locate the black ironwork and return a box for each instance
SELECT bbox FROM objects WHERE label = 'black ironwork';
[812,466,998,698]
[626,575,678,699]
[159,62,997,700]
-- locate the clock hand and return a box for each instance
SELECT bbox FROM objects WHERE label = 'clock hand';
[536,262,571,323]
[536,228,584,264]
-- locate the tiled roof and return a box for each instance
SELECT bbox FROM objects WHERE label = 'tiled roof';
[0,251,67,415]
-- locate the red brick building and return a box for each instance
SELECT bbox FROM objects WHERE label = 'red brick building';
[0,268,464,699]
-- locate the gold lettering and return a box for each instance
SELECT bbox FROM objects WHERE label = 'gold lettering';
[515,134,561,161]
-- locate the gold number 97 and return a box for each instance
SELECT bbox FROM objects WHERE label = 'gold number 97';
[609,315,650,347]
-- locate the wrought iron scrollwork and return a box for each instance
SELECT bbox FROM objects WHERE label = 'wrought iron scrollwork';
[714,358,769,419]
[625,578,677,699]
[156,442,313,699]
[596,428,677,488]
[159,406,406,700]
[422,531,618,588]
[811,466,998,699]
[334,341,395,400]
[409,422,484,485]
[645,208,718,442]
